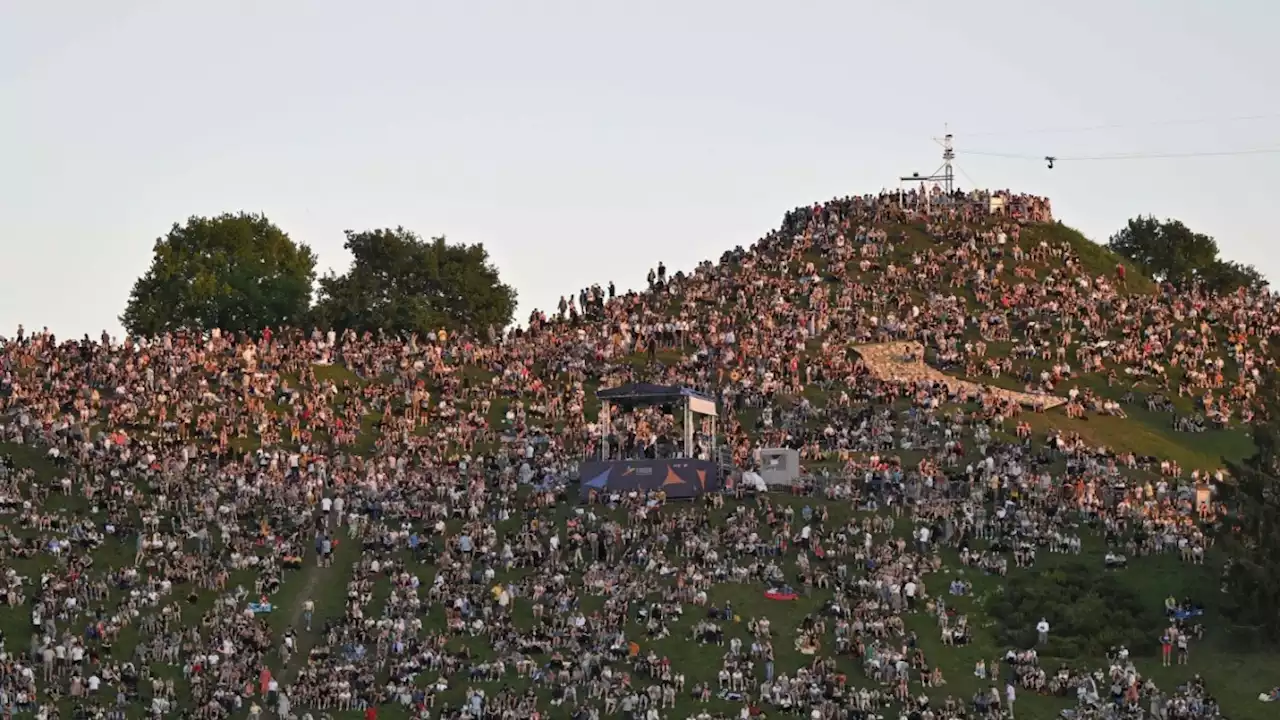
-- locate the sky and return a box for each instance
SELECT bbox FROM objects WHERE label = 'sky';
[2,0,1278,339]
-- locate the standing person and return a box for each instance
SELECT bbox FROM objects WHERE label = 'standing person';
[1036,618,1050,646]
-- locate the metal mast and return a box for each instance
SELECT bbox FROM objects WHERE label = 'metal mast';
[900,130,956,194]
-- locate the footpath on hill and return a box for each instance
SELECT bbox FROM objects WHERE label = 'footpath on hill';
[275,516,362,685]
[855,341,1067,410]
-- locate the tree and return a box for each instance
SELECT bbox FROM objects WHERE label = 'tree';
[312,228,516,337]
[121,213,317,337]
[989,561,1163,657]
[1107,216,1220,286]
[1107,216,1265,293]
[1201,259,1268,295]
[1221,379,1280,641]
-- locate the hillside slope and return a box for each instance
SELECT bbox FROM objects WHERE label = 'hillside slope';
[1,187,1277,720]
[2,188,1262,477]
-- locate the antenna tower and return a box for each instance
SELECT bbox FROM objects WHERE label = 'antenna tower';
[900,130,956,193]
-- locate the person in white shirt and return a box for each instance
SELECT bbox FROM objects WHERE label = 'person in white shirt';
[916,526,931,553]
[1037,618,1050,645]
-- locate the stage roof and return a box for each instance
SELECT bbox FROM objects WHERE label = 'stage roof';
[596,382,716,410]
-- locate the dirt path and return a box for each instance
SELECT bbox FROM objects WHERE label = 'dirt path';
[286,565,326,632]
[279,532,360,683]
[855,340,1067,410]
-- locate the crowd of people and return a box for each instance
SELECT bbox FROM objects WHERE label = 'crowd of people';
[0,185,1269,719]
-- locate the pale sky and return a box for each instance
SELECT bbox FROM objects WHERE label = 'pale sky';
[3,1,1277,339]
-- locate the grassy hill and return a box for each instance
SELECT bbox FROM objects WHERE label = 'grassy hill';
[1,193,1275,719]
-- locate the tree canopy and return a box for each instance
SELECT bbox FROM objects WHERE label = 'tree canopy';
[1107,216,1265,293]
[989,561,1164,657]
[312,228,516,338]
[1221,379,1280,641]
[121,213,317,337]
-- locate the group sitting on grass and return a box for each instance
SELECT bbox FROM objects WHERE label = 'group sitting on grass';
[0,186,1262,719]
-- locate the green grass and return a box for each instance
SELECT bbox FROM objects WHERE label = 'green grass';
[7,428,1271,720]
[1030,222,1159,295]
[1024,407,1254,473]
[951,538,1274,719]
[402,496,1276,720]
[0,215,1273,718]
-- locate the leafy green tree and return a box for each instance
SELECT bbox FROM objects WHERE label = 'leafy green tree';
[1107,216,1264,292]
[121,213,317,337]
[1201,259,1268,294]
[1221,380,1280,640]
[312,228,516,337]
[989,561,1163,656]
[1107,216,1220,286]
